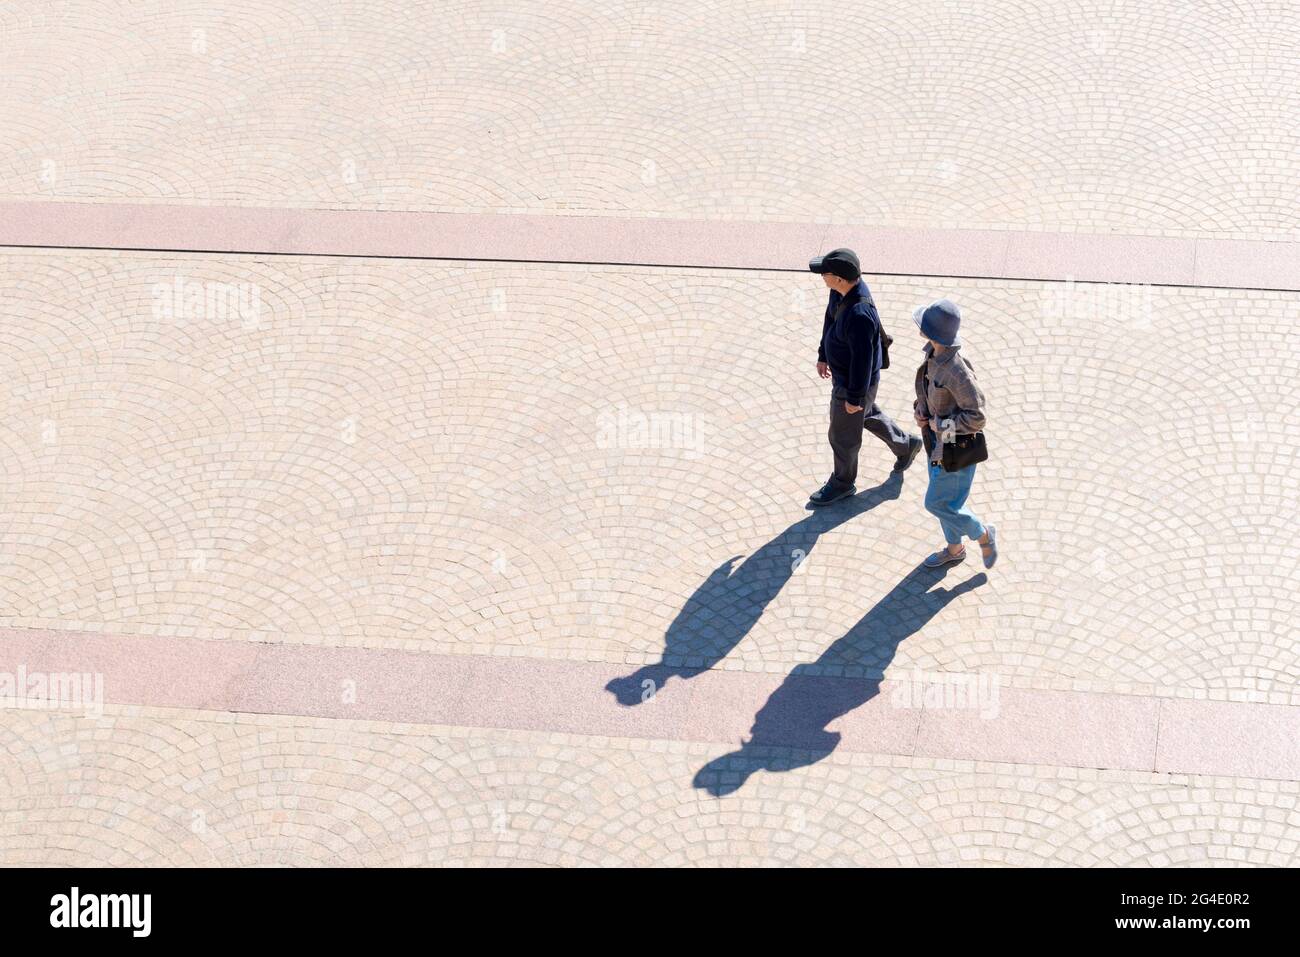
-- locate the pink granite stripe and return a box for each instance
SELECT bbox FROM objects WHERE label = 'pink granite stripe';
[2,627,1298,780]
[1191,237,1300,292]
[1001,230,1197,288]
[1155,698,1300,780]
[3,627,259,712]
[678,668,923,756]
[231,643,477,726]
[1,200,1299,291]
[914,686,1161,773]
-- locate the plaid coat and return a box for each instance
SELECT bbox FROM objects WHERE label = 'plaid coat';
[914,343,986,464]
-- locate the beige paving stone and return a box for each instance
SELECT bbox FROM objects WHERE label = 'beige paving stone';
[1,1,1297,240]
[1,705,1296,866]
[1,249,1297,705]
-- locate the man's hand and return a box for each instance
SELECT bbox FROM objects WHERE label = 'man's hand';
[914,411,929,428]
[844,401,864,414]
[817,361,830,379]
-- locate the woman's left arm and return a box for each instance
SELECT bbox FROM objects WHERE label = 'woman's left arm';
[942,364,987,433]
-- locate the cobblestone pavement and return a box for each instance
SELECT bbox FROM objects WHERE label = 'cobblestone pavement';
[2,247,1299,863]
[2,250,1296,706]
[3,1,1298,239]
[4,2,1299,868]
[3,706,1297,867]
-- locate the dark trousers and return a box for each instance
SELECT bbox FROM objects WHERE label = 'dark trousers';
[828,383,913,489]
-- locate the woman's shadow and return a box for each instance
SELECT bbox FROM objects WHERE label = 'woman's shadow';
[606,473,905,706]
[693,562,987,797]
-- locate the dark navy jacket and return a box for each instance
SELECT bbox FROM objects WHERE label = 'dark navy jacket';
[817,279,883,406]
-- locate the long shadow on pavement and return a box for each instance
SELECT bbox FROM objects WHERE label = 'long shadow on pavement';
[693,562,988,797]
[606,472,905,706]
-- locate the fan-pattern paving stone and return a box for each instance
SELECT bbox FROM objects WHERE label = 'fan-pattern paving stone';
[2,706,1297,867]
[2,0,1298,240]
[1,248,1297,705]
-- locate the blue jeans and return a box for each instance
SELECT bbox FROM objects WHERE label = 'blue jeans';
[925,462,987,546]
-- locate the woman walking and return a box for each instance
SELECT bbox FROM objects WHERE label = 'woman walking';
[911,299,998,569]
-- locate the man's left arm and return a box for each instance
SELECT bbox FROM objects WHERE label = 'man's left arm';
[844,304,880,410]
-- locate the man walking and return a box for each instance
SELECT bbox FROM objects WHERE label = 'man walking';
[808,248,921,506]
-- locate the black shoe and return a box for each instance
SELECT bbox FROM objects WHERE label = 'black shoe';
[893,436,923,472]
[808,482,856,507]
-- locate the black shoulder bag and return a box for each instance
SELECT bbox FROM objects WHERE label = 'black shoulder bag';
[920,357,988,472]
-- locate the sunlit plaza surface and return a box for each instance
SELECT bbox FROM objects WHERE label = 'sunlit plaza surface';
[1,2,1298,866]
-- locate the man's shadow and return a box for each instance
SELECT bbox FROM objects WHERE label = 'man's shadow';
[606,473,904,706]
[693,562,988,797]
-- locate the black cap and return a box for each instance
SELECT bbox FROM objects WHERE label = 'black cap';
[808,247,861,281]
